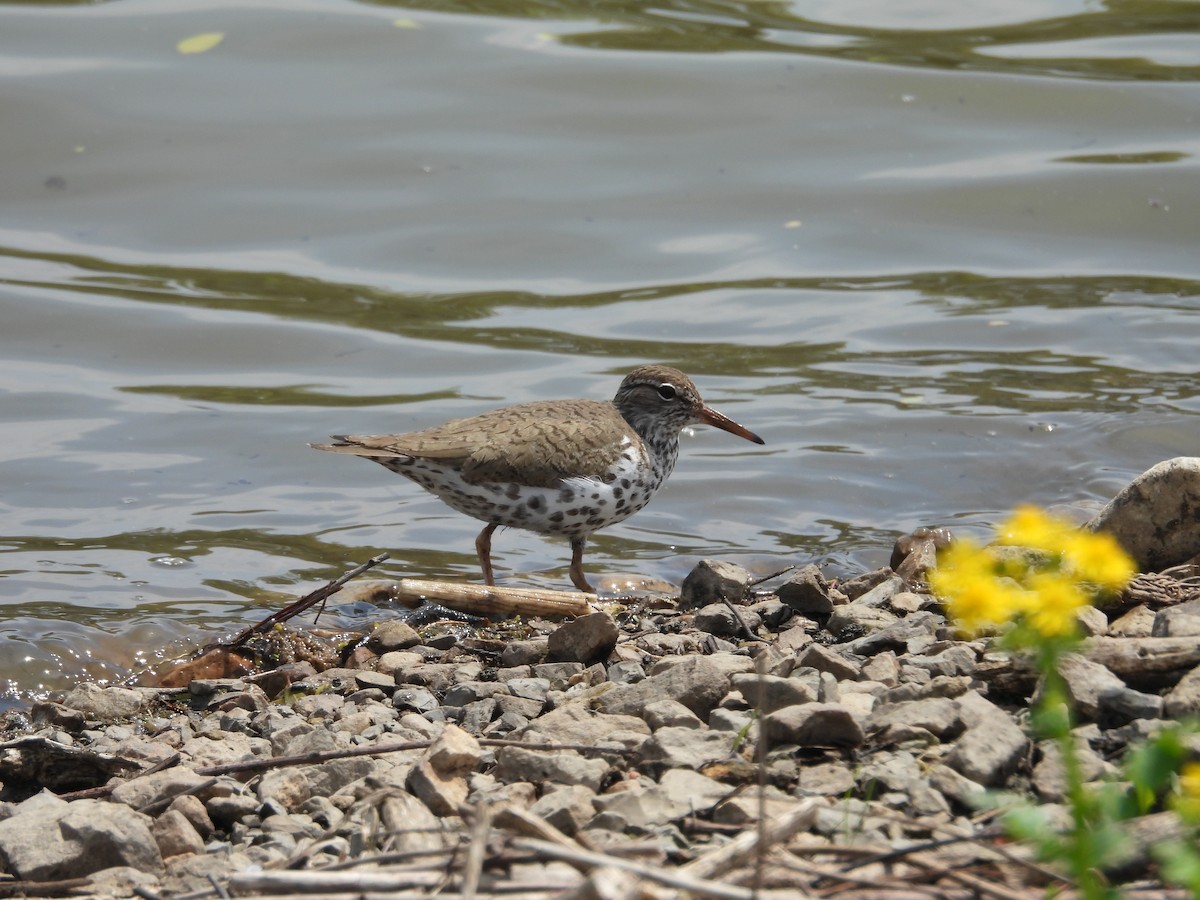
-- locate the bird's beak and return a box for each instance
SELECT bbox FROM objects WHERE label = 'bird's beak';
[697,405,765,445]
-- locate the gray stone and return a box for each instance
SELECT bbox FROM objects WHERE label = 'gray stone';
[1109,605,1157,637]
[494,746,608,791]
[591,782,684,829]
[0,791,74,879]
[945,691,1029,786]
[796,644,862,681]
[1097,686,1163,727]
[110,766,211,811]
[730,673,817,714]
[606,661,646,684]
[866,697,962,741]
[842,612,943,656]
[750,598,794,630]
[1086,457,1200,570]
[928,764,985,809]
[795,762,855,797]
[853,575,905,608]
[1032,737,1110,803]
[58,799,163,876]
[506,677,552,702]
[500,639,549,666]
[638,727,734,771]
[154,808,204,859]
[366,620,421,652]
[257,767,312,810]
[407,759,468,816]
[60,683,148,721]
[547,613,619,665]
[1165,664,1200,718]
[826,605,898,640]
[694,603,762,637]
[393,686,440,714]
[599,655,731,720]
[764,703,865,748]
[354,670,397,693]
[513,700,650,747]
[643,699,703,730]
[1153,600,1200,638]
[168,794,214,839]
[680,559,752,609]
[776,565,836,618]
[658,769,729,814]
[529,784,597,836]
[442,680,512,707]
[1057,653,1130,720]
[860,651,901,686]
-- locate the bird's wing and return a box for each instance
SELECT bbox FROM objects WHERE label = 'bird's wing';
[315,399,631,488]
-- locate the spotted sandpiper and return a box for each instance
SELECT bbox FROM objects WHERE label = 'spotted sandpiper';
[311,365,764,592]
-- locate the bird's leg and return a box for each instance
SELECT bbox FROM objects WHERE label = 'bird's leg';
[475,523,499,586]
[569,535,595,593]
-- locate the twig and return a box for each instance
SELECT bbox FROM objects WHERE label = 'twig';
[679,799,821,883]
[462,802,492,900]
[221,553,390,648]
[511,837,754,899]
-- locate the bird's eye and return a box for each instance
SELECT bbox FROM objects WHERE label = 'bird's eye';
[657,383,676,401]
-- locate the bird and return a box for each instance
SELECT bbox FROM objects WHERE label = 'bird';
[311,364,764,592]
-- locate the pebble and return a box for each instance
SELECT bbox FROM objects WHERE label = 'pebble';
[2,460,1200,895]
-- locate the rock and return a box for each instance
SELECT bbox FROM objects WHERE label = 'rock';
[547,613,619,665]
[764,703,865,748]
[1086,457,1200,570]
[257,767,312,810]
[407,759,468,817]
[494,746,608,792]
[58,798,163,876]
[1032,737,1110,802]
[658,768,729,815]
[1110,605,1157,637]
[777,565,836,619]
[366,621,421,652]
[796,761,855,797]
[591,781,682,829]
[500,639,550,666]
[729,673,816,714]
[866,697,962,742]
[513,701,650,746]
[827,605,899,640]
[428,724,482,776]
[796,643,862,681]
[945,692,1029,786]
[841,611,942,656]
[0,790,75,879]
[110,766,211,811]
[1153,600,1200,637]
[643,700,703,730]
[60,683,149,721]
[1165,664,1200,718]
[680,560,752,609]
[637,727,734,771]
[891,527,953,585]
[694,603,762,637]
[154,808,205,859]
[168,794,214,839]
[1057,653,1134,721]
[599,656,731,720]
[529,784,597,836]
[852,575,905,608]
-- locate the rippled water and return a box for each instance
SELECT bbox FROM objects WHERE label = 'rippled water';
[0,0,1197,702]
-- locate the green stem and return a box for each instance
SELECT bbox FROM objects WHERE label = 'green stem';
[1040,651,1112,900]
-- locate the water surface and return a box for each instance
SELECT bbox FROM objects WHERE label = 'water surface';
[0,0,1197,701]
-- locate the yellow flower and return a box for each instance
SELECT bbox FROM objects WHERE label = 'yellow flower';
[1174,761,1200,823]
[1061,530,1136,589]
[931,539,1026,636]
[1022,572,1087,638]
[998,505,1072,554]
